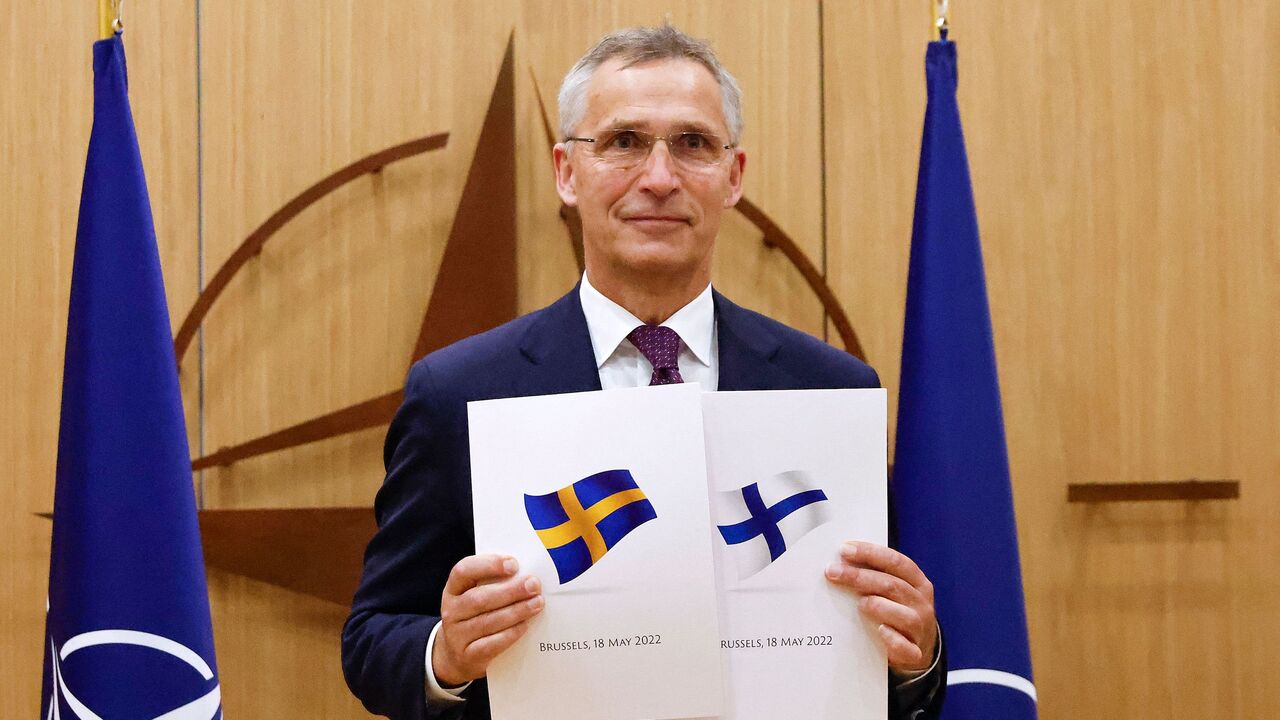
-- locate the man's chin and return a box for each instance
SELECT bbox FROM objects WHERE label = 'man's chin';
[588,226,711,281]
[611,248,705,282]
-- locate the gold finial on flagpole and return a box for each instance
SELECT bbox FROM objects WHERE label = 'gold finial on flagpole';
[931,0,950,41]
[99,0,123,40]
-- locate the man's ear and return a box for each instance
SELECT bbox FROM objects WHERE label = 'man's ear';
[553,143,578,207]
[724,148,746,208]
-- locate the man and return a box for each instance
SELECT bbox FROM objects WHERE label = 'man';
[343,24,944,720]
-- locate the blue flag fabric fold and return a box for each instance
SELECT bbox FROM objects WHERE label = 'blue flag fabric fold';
[893,40,1038,719]
[40,34,221,719]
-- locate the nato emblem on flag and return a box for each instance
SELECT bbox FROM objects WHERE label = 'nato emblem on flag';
[715,471,833,580]
[525,469,658,584]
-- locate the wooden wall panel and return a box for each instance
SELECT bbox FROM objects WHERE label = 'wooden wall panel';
[823,2,1279,718]
[198,1,522,513]
[205,571,363,718]
[196,3,525,716]
[0,5,199,713]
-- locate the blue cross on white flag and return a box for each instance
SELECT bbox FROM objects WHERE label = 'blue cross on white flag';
[714,471,833,580]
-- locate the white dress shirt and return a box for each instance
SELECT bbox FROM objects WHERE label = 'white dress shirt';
[424,274,936,706]
[579,273,718,391]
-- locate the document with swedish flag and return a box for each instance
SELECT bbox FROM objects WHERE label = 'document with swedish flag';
[469,383,721,720]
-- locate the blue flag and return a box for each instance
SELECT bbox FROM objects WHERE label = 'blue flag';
[40,34,221,719]
[893,39,1037,718]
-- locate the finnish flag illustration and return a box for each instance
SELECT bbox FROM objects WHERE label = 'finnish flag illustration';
[715,471,833,579]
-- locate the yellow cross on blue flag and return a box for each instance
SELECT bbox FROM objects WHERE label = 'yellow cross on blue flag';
[524,469,657,584]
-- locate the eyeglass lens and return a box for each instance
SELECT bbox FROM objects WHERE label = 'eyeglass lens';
[593,130,727,168]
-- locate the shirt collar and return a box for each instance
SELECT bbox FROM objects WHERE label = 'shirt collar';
[579,273,715,369]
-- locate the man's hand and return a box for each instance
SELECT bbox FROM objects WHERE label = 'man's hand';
[432,554,545,686]
[825,541,938,673]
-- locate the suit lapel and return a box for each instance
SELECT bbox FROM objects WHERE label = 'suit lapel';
[517,287,794,394]
[714,291,795,391]
[517,285,604,396]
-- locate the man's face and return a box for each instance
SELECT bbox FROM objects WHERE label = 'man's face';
[554,58,746,285]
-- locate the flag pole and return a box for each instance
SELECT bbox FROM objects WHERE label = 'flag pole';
[99,0,121,40]
[931,0,949,41]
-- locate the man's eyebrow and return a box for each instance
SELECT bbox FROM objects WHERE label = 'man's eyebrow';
[599,117,646,131]
[671,121,719,135]
[598,118,721,135]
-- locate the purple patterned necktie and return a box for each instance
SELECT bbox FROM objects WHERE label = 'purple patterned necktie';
[627,325,684,385]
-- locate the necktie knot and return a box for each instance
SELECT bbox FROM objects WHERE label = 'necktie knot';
[627,325,684,385]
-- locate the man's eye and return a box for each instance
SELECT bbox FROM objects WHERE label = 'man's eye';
[607,131,639,150]
[679,134,709,150]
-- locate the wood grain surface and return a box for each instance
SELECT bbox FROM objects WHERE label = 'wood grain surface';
[3,2,1276,717]
[823,1,1279,717]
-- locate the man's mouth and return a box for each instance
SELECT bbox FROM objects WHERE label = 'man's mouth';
[622,215,691,226]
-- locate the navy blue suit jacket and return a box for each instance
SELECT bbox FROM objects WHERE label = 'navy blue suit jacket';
[342,287,944,719]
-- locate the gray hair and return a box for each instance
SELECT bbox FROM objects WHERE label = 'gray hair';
[557,24,744,145]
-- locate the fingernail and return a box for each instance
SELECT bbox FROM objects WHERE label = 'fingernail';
[503,558,518,574]
[825,562,843,579]
[524,576,541,594]
[529,595,545,611]
[842,542,858,559]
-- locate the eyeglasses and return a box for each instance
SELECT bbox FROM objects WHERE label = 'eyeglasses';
[565,129,735,171]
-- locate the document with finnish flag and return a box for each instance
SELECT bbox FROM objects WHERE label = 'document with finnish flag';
[703,389,889,720]
[469,383,723,720]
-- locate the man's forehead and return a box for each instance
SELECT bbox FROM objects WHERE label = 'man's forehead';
[580,57,728,132]
[598,115,720,134]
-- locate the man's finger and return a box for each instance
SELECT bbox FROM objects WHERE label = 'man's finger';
[452,574,541,621]
[826,563,919,607]
[444,554,518,597]
[878,623,926,670]
[841,541,929,590]
[464,618,535,666]
[459,593,545,640]
[858,595,927,646]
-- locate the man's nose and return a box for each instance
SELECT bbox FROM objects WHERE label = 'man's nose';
[634,141,680,196]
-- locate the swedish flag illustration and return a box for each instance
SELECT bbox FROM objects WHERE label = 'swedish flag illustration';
[524,469,657,584]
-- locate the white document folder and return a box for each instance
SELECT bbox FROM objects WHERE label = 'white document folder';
[702,389,889,720]
[469,383,723,720]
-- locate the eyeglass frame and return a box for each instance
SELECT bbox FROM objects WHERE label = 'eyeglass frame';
[563,129,737,171]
